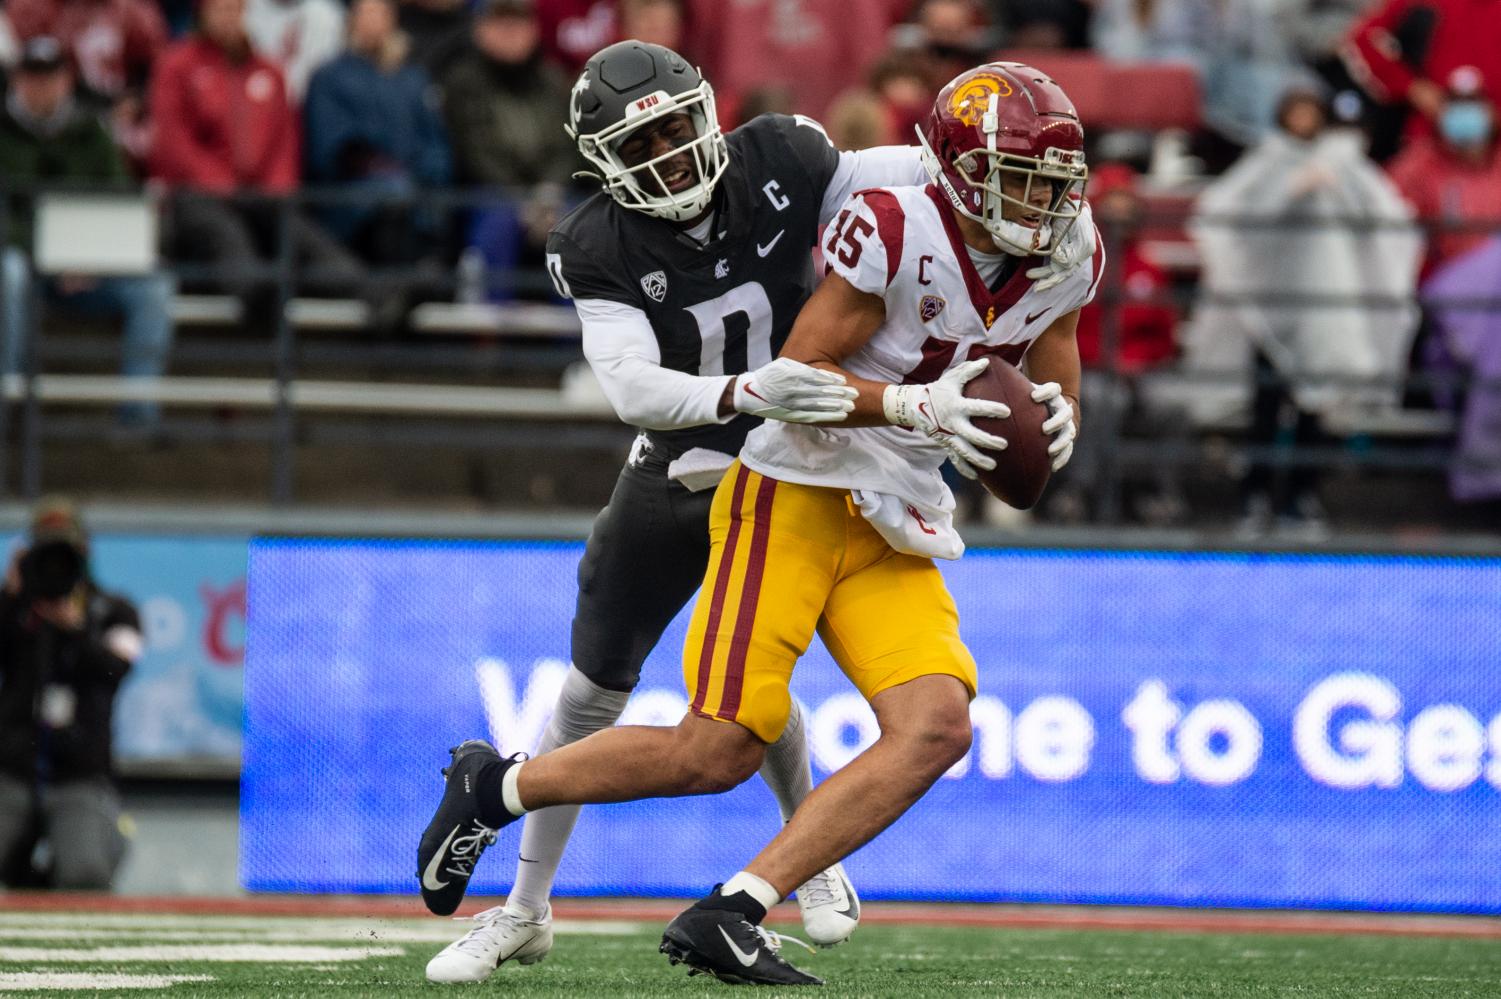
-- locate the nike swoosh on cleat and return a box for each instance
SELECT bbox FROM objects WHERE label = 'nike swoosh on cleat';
[423,825,460,891]
[756,231,785,257]
[718,926,760,967]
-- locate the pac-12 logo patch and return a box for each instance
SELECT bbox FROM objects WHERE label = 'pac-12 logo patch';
[640,270,668,302]
[919,294,946,323]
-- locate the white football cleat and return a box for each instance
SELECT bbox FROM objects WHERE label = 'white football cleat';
[425,904,553,984]
[794,862,860,947]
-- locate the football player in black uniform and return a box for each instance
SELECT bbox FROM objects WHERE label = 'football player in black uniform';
[422,41,1097,985]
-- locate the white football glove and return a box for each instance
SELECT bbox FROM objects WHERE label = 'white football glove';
[1026,199,1096,292]
[1030,380,1076,471]
[882,358,1010,480]
[733,357,857,424]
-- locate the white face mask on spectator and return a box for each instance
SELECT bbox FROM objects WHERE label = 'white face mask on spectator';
[1440,101,1494,149]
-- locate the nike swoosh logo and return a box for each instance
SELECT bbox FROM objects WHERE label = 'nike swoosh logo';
[422,825,460,891]
[916,401,952,436]
[756,231,785,257]
[1026,307,1051,324]
[743,383,769,404]
[719,926,760,967]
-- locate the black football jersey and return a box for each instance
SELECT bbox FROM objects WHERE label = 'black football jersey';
[547,113,840,457]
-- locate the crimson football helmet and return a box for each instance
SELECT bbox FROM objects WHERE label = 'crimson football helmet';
[918,62,1088,256]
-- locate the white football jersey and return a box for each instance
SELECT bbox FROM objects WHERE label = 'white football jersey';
[740,183,1104,558]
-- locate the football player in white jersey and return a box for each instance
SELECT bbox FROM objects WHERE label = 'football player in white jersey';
[644,61,1099,984]
[744,59,1104,557]
[415,59,1100,988]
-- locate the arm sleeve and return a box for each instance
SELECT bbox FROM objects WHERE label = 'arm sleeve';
[415,77,454,185]
[442,66,511,186]
[577,298,737,431]
[1342,0,1422,103]
[90,120,130,184]
[148,55,239,191]
[819,145,926,226]
[77,597,141,684]
[301,67,347,181]
[821,191,900,295]
[124,0,170,89]
[258,73,300,193]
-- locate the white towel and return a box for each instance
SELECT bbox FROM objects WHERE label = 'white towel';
[667,448,737,492]
[851,488,965,560]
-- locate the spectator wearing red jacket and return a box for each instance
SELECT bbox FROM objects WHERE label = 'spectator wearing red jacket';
[534,0,683,77]
[149,0,363,312]
[1387,65,1501,273]
[1343,0,1501,145]
[1076,163,1177,373]
[618,0,682,53]
[1052,163,1184,526]
[684,0,895,122]
[536,0,613,73]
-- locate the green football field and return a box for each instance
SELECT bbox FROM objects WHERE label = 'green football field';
[3,907,1501,997]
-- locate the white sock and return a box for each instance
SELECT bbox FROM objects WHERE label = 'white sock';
[501,763,527,818]
[506,667,630,920]
[722,870,783,911]
[759,699,814,822]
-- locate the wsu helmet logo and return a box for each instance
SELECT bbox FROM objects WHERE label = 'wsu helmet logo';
[567,70,591,134]
[949,73,1013,127]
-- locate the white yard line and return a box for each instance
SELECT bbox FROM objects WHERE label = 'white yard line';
[0,915,644,941]
[0,945,403,963]
[0,973,214,991]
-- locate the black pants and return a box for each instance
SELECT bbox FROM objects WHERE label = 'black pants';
[1244,350,1323,512]
[168,194,367,304]
[570,449,716,693]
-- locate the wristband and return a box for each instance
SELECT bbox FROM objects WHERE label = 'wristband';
[881,384,915,427]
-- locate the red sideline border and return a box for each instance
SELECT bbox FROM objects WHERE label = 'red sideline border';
[4,893,1501,941]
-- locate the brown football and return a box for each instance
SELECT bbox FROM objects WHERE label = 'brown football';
[961,358,1053,509]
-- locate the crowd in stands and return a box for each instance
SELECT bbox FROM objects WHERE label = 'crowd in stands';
[0,0,1497,516]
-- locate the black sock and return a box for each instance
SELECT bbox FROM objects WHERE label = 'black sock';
[695,885,768,925]
[473,760,512,828]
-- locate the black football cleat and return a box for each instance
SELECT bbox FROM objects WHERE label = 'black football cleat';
[660,898,823,986]
[417,740,520,916]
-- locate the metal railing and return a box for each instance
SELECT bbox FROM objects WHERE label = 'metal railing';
[1,183,1497,523]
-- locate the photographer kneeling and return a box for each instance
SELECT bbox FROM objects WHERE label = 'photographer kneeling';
[0,500,142,890]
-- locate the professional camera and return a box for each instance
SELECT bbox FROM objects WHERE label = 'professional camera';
[17,538,86,601]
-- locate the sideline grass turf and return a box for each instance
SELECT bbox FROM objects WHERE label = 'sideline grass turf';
[3,912,1501,996]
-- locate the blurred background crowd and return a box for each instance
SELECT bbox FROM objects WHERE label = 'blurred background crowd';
[0,0,1498,535]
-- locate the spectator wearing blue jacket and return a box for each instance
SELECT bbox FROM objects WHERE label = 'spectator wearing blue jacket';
[303,0,452,265]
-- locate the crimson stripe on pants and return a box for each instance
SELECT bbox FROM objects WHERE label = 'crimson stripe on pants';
[715,474,778,721]
[691,464,751,715]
